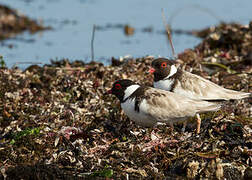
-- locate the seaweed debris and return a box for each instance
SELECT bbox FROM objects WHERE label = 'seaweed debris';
[0,22,251,179]
[0,4,50,41]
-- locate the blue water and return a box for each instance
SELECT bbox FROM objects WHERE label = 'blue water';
[0,0,252,68]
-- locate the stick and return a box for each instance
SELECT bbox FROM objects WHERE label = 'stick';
[44,67,85,71]
[168,5,223,27]
[161,9,176,58]
[91,24,96,62]
[12,61,43,68]
[14,62,43,64]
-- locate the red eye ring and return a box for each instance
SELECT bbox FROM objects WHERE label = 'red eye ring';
[161,62,167,68]
[115,83,121,90]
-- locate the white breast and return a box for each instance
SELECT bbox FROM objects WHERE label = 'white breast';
[121,98,157,127]
[154,79,174,91]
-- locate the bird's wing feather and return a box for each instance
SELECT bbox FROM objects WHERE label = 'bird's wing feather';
[142,88,215,122]
[175,71,249,100]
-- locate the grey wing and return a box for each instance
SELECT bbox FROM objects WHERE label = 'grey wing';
[143,89,198,122]
[176,71,250,100]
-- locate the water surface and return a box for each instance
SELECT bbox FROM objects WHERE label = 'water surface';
[0,0,252,68]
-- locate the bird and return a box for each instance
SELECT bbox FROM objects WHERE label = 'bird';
[149,58,251,133]
[108,79,222,132]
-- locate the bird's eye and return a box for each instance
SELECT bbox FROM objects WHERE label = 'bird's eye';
[161,62,167,68]
[115,84,121,90]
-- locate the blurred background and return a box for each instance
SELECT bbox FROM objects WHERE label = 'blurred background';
[0,0,252,68]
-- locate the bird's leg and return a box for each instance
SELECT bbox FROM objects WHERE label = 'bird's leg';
[169,123,174,132]
[196,114,201,134]
[182,121,187,133]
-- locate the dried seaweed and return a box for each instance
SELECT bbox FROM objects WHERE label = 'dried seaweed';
[0,22,251,179]
[0,4,50,40]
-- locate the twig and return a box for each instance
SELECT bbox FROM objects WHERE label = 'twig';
[162,8,176,58]
[91,24,96,62]
[44,67,85,71]
[14,62,43,65]
[168,5,223,28]
[12,61,43,68]
[201,62,236,74]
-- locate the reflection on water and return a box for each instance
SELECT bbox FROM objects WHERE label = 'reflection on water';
[0,0,252,68]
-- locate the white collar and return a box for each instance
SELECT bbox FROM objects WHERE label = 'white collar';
[164,64,177,79]
[123,84,140,101]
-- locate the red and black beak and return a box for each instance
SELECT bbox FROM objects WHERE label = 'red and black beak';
[149,68,155,74]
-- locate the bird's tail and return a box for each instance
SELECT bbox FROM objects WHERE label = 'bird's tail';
[221,89,251,100]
